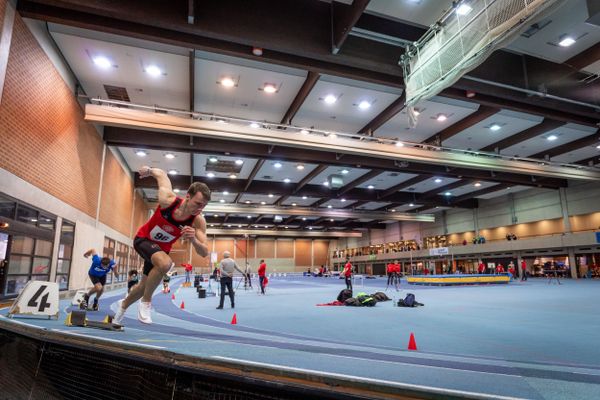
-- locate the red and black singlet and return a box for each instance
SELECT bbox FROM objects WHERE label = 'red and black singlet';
[136,197,196,252]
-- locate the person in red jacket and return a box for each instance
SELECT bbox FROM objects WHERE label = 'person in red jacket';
[386,262,395,287]
[182,263,193,283]
[343,259,353,290]
[258,259,267,294]
[478,261,485,274]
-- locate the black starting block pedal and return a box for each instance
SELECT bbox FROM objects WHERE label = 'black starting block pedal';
[65,310,123,331]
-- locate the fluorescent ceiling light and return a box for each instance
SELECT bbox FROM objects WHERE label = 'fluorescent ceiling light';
[456,4,472,16]
[341,198,346,202]
[302,196,307,199]
[409,203,414,207]
[296,164,305,170]
[206,172,215,178]
[145,65,162,77]
[436,114,447,122]
[324,94,337,104]
[474,182,482,187]
[164,153,175,159]
[220,77,235,87]
[263,83,277,93]
[367,185,375,189]
[250,122,260,128]
[268,193,274,198]
[358,100,371,110]
[229,174,237,179]
[445,192,452,196]
[219,199,225,203]
[274,162,282,169]
[300,129,309,135]
[395,141,404,147]
[489,124,501,131]
[235,159,244,165]
[223,191,229,195]
[209,156,218,163]
[547,135,558,141]
[93,56,112,69]
[341,169,349,174]
[283,178,291,183]
[558,37,576,47]
[136,150,147,157]
[168,169,178,175]
[434,178,442,183]
[323,181,329,186]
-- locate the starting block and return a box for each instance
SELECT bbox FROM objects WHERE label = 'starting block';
[65,310,123,331]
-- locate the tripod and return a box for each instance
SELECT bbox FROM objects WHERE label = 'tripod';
[385,273,401,292]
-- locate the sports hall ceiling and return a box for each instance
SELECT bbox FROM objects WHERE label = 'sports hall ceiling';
[17,0,600,235]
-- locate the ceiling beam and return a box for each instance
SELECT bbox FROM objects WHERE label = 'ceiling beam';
[479,119,565,153]
[280,71,320,125]
[357,92,405,135]
[529,129,600,160]
[378,175,429,199]
[331,0,370,54]
[423,106,500,146]
[337,170,383,195]
[107,127,569,188]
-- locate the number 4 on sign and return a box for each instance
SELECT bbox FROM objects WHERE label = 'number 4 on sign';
[8,281,60,319]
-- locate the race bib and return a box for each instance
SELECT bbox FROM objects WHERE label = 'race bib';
[150,225,176,242]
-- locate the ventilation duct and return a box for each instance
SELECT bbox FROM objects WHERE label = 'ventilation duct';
[401,0,567,124]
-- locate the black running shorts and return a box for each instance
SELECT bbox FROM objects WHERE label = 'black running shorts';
[89,273,107,286]
[134,236,166,276]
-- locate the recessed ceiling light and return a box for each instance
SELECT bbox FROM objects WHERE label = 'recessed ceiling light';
[235,159,244,165]
[220,77,235,87]
[216,119,227,124]
[93,56,112,69]
[227,224,231,227]
[174,189,180,193]
[229,174,237,179]
[390,209,396,212]
[395,141,404,147]
[409,203,414,207]
[245,200,251,204]
[367,185,375,189]
[274,162,282,169]
[223,191,229,195]
[547,135,558,141]
[168,169,178,175]
[207,172,215,178]
[268,193,274,198]
[489,124,501,131]
[292,202,297,206]
[164,153,175,159]
[358,100,371,110]
[434,178,442,183]
[436,114,447,122]
[261,201,266,205]
[324,94,337,104]
[219,199,225,203]
[136,150,147,157]
[300,129,309,135]
[329,133,338,139]
[209,156,218,163]
[596,144,600,149]
[250,122,260,128]
[341,198,346,202]
[302,217,307,221]
[474,182,482,187]
[558,37,576,47]
[296,164,305,170]
[247,215,252,219]
[214,214,219,217]
[327,205,332,209]
[302,196,307,199]
[210,224,214,227]
[238,224,242,228]
[255,225,259,228]
[263,83,277,93]
[445,192,452,196]
[323,181,329,186]
[145,65,162,77]
[330,218,334,222]
[283,178,291,183]
[456,4,472,15]
[308,227,313,230]
[284,226,288,229]
[341,169,349,174]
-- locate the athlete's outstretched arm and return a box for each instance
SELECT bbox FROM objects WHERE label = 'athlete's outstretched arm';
[139,166,175,207]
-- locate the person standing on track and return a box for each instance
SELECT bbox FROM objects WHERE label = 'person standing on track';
[343,258,353,291]
[113,166,210,325]
[216,251,244,309]
[258,259,267,294]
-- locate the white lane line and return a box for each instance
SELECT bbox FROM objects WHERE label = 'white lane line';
[212,356,529,400]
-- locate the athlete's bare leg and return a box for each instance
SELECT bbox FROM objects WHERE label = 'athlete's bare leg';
[142,252,174,303]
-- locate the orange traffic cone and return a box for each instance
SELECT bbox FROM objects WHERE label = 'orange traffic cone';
[231,313,237,325]
[171,294,175,300]
[180,301,185,309]
[408,332,417,351]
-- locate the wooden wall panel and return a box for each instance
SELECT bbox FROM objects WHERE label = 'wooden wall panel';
[294,240,312,267]
[257,239,275,259]
[276,239,294,258]
[215,239,234,259]
[313,240,330,266]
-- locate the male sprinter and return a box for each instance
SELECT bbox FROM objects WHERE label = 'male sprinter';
[113,166,210,325]
[81,248,119,310]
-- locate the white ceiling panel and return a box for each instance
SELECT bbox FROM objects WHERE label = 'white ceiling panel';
[507,0,600,64]
[552,145,600,163]
[280,196,320,206]
[309,166,372,186]
[475,185,532,199]
[501,123,597,157]
[120,148,191,176]
[193,154,258,180]
[291,78,400,133]
[377,97,479,144]
[355,171,419,190]
[50,32,189,110]
[355,201,391,210]
[399,176,461,193]
[237,193,278,205]
[253,160,319,184]
[445,181,501,197]
[444,110,543,151]
[194,57,306,123]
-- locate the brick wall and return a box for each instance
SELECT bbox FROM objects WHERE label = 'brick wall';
[0,15,103,216]
[99,150,135,236]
